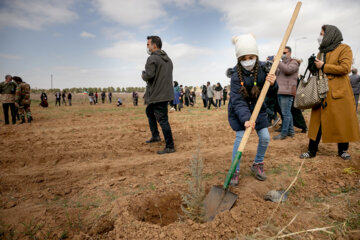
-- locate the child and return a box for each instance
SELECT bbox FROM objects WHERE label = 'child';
[117,98,123,107]
[228,34,277,185]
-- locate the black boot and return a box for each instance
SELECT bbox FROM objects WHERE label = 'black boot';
[20,118,26,124]
[157,147,175,155]
[146,136,161,143]
[28,116,32,123]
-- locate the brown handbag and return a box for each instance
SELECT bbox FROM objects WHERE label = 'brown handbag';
[294,53,328,109]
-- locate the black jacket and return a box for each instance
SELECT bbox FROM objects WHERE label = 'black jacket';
[142,50,174,104]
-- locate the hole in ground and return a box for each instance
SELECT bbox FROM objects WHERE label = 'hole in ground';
[130,191,182,226]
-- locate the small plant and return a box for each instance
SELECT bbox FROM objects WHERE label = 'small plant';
[181,146,205,223]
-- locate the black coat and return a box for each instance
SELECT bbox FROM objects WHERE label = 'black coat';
[142,50,174,104]
[228,62,278,131]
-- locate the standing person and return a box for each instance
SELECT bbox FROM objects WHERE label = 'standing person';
[142,35,175,154]
[132,91,139,106]
[350,68,360,111]
[108,91,112,103]
[300,25,360,160]
[206,81,216,109]
[101,91,106,104]
[273,46,299,140]
[89,92,94,105]
[55,91,61,106]
[201,85,208,108]
[62,91,67,106]
[40,91,48,108]
[173,81,180,111]
[223,86,228,105]
[67,92,72,106]
[13,76,32,124]
[179,85,184,111]
[184,86,190,107]
[214,82,223,108]
[228,34,277,184]
[0,75,17,124]
[95,92,98,104]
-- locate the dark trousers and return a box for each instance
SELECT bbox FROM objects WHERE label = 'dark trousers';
[355,94,359,111]
[202,98,207,108]
[146,101,174,148]
[109,97,112,103]
[216,99,221,108]
[55,98,61,106]
[2,103,16,124]
[291,102,307,131]
[308,125,349,156]
[207,97,216,109]
[223,98,227,105]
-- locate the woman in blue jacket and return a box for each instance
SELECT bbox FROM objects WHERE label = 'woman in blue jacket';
[228,34,277,185]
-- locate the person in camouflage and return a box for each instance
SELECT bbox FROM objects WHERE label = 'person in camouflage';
[13,76,32,124]
[0,75,17,124]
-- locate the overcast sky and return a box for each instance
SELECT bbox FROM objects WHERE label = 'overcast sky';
[0,0,359,89]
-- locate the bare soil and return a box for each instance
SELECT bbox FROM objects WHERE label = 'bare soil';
[0,94,359,239]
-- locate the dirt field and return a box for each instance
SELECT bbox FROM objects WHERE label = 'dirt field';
[0,94,359,240]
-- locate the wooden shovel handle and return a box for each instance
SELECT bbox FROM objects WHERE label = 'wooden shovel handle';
[237,1,302,153]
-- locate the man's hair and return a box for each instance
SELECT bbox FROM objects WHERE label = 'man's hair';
[12,76,22,83]
[207,81,210,85]
[147,36,162,49]
[5,74,12,80]
[352,68,358,74]
[285,46,292,53]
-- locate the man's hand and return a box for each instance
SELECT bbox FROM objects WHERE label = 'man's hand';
[266,73,276,86]
[244,121,255,129]
[315,58,324,69]
[15,103,19,108]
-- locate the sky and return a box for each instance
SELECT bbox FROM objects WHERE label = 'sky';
[0,0,360,90]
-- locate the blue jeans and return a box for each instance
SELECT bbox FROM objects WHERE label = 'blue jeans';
[231,127,270,171]
[278,95,294,136]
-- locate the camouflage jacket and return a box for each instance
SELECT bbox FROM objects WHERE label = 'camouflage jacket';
[15,82,31,105]
[0,81,17,103]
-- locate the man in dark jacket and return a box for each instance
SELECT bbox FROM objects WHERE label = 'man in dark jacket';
[142,35,175,154]
[273,46,299,140]
[350,68,360,111]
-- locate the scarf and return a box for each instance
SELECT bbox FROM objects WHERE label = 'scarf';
[319,25,343,53]
[215,86,223,91]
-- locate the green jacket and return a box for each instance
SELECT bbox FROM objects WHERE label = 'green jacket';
[15,82,31,105]
[0,81,17,103]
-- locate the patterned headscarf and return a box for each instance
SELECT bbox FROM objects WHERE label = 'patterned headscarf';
[319,25,343,53]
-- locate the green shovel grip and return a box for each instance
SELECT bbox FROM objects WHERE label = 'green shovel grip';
[223,151,242,189]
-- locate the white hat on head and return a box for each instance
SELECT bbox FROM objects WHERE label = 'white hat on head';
[232,34,258,58]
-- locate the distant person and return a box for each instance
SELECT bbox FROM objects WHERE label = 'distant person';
[62,91,67,106]
[142,35,175,154]
[89,92,94,105]
[350,67,360,110]
[206,81,216,109]
[172,81,181,111]
[95,92,98,104]
[108,91,112,103]
[132,91,139,106]
[40,91,48,108]
[117,98,122,106]
[55,91,61,106]
[67,92,72,106]
[184,86,190,107]
[228,34,277,184]
[201,84,208,108]
[223,86,228,105]
[273,46,299,140]
[214,82,223,108]
[101,91,106,104]
[13,76,32,124]
[300,25,360,160]
[189,91,195,107]
[0,75,17,124]
[179,85,184,110]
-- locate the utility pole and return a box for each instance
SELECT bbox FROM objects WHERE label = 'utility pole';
[51,74,53,89]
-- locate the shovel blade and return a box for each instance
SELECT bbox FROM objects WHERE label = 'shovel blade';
[203,185,238,222]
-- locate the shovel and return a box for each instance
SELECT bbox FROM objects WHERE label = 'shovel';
[203,1,302,222]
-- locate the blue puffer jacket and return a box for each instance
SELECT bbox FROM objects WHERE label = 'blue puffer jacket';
[228,62,278,131]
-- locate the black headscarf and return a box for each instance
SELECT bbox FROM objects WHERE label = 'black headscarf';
[319,25,343,54]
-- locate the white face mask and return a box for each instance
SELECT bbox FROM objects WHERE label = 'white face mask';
[240,59,256,71]
[317,35,323,45]
[281,54,287,60]
[147,48,152,55]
